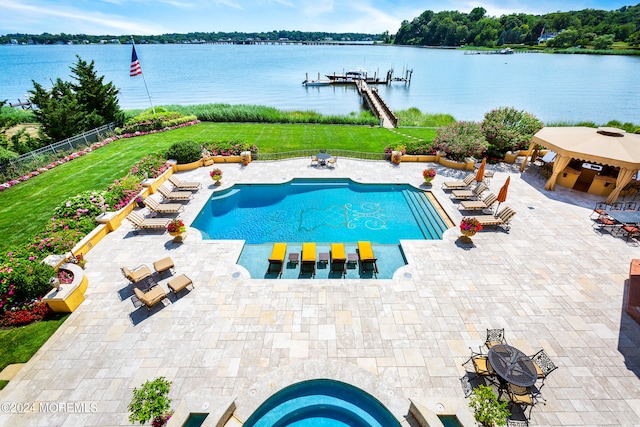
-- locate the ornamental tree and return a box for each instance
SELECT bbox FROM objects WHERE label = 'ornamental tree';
[433,121,488,161]
[469,384,510,427]
[481,107,543,155]
[128,377,173,426]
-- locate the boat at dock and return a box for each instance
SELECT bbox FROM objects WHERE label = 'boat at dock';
[302,79,332,86]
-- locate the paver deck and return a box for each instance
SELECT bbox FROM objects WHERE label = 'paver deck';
[1,158,640,426]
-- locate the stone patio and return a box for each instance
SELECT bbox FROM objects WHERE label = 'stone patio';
[1,158,640,426]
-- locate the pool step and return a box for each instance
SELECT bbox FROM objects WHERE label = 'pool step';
[402,190,447,239]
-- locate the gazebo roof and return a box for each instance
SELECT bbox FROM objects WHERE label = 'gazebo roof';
[532,126,640,170]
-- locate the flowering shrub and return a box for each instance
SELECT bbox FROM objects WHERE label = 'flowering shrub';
[129,153,170,180]
[460,217,483,233]
[167,219,186,234]
[0,300,54,327]
[0,252,55,311]
[116,110,198,135]
[385,141,436,156]
[203,140,258,157]
[482,107,543,153]
[423,168,437,179]
[433,121,488,162]
[210,168,223,180]
[54,191,107,220]
[103,175,143,210]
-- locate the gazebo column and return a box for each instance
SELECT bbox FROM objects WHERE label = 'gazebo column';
[544,155,571,191]
[519,141,537,172]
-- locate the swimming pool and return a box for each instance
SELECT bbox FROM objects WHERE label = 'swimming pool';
[192,178,448,244]
[243,379,401,427]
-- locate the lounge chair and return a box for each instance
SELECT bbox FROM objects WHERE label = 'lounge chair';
[167,274,194,295]
[459,193,497,211]
[451,182,488,200]
[144,198,184,215]
[169,174,201,191]
[267,243,287,277]
[357,241,378,275]
[442,173,475,190]
[126,212,171,233]
[467,206,517,231]
[330,243,347,275]
[133,286,167,313]
[301,242,316,277]
[121,264,152,284]
[158,184,193,201]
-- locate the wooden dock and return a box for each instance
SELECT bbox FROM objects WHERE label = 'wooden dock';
[355,80,398,129]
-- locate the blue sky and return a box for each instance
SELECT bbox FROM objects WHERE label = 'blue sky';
[1,0,633,36]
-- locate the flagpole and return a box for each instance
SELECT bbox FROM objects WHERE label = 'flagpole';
[131,37,155,114]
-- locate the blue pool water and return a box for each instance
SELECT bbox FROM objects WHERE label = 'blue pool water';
[243,379,401,427]
[192,178,448,244]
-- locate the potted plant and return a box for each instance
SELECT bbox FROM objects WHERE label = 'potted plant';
[241,151,251,166]
[128,376,174,427]
[460,217,482,237]
[167,219,185,236]
[468,385,510,427]
[423,168,437,183]
[210,168,223,184]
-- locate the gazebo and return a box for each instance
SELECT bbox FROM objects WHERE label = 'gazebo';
[521,127,640,204]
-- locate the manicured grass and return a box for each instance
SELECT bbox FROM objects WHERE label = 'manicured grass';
[0,314,69,388]
[0,122,421,253]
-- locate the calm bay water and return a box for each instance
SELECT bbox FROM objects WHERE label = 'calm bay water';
[1,44,639,124]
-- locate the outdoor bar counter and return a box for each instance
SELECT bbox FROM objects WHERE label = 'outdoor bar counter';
[556,165,581,189]
[588,174,617,197]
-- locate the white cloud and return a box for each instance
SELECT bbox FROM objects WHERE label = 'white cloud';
[3,0,167,34]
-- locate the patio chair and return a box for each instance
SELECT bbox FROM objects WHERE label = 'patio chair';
[506,384,543,420]
[267,243,287,277]
[310,155,318,166]
[442,173,475,190]
[158,184,193,201]
[169,174,201,191]
[530,349,558,388]
[462,347,498,385]
[459,374,473,398]
[451,182,488,200]
[589,202,608,220]
[121,264,152,284]
[357,241,378,276]
[624,201,637,211]
[301,242,316,277]
[167,273,194,295]
[327,157,338,167]
[330,243,347,275]
[467,206,517,231]
[133,286,167,313]
[126,212,171,233]
[592,212,618,232]
[144,198,184,215]
[459,193,498,211]
[484,328,507,350]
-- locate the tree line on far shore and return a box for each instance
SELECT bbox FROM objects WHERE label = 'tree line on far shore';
[394,5,640,48]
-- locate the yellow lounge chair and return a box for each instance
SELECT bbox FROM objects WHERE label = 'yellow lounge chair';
[121,264,152,284]
[126,212,171,233]
[267,243,287,277]
[158,184,193,201]
[330,243,347,275]
[357,241,378,275]
[301,242,316,277]
[169,174,201,191]
[133,286,167,313]
[144,198,184,215]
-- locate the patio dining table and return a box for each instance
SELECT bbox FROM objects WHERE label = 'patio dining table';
[488,344,537,387]
[607,210,640,225]
[316,153,332,166]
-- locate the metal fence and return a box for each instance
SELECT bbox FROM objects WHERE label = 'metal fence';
[2,122,117,179]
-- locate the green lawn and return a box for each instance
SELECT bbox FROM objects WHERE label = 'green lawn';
[0,315,69,389]
[0,122,429,254]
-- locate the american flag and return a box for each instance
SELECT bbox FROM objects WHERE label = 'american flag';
[130,45,142,77]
